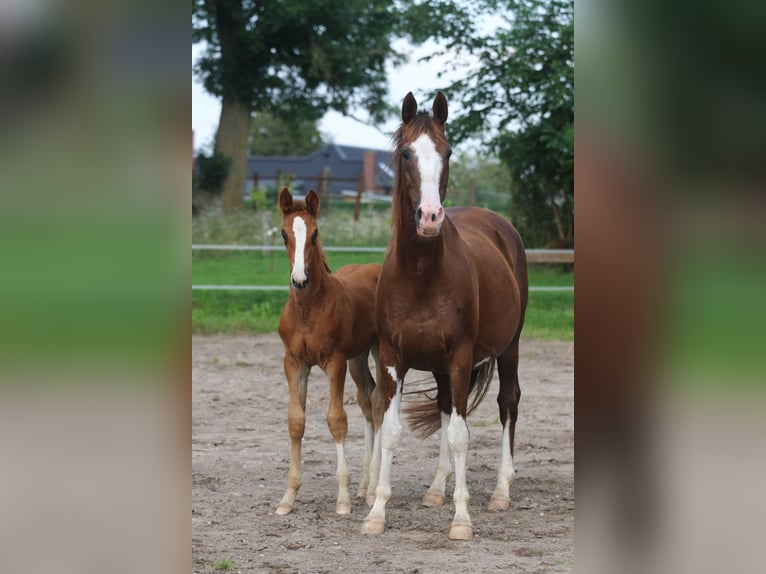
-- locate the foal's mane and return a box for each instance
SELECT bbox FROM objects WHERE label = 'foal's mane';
[283,199,331,274]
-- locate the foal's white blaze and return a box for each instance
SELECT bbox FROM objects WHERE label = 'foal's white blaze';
[411,133,443,211]
[291,216,307,284]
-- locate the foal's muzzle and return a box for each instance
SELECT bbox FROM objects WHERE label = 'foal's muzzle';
[291,276,308,289]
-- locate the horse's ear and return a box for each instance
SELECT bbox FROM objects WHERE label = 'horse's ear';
[402,92,417,124]
[278,187,293,215]
[305,189,320,216]
[433,92,448,125]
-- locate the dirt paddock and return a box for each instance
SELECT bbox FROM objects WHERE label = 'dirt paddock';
[193,334,573,573]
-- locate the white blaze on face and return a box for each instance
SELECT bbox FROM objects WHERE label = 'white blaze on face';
[291,216,307,284]
[411,133,443,211]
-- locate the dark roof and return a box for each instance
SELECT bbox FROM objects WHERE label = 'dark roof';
[246,144,393,194]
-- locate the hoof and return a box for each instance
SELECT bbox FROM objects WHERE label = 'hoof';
[275,504,293,516]
[421,490,445,508]
[488,495,511,512]
[336,502,352,515]
[356,487,367,499]
[365,493,376,507]
[361,517,385,535]
[448,521,474,541]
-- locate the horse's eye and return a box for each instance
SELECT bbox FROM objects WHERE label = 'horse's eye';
[311,229,318,245]
[401,149,412,161]
[281,230,288,243]
[446,148,453,159]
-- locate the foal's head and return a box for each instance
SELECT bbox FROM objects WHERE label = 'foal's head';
[394,92,452,238]
[278,188,326,289]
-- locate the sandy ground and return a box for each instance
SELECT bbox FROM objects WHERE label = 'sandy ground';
[192,334,573,573]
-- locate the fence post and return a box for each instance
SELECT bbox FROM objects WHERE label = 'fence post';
[354,174,363,222]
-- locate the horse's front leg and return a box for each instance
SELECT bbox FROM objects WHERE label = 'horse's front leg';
[276,355,309,515]
[447,351,475,540]
[325,355,352,514]
[362,356,404,535]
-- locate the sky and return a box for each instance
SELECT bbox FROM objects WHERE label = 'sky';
[192,39,471,153]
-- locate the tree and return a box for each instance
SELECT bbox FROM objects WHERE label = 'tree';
[193,0,471,210]
[437,0,574,247]
[249,112,325,157]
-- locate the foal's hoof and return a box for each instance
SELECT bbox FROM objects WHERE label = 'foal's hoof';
[336,502,352,515]
[421,490,445,507]
[361,517,385,535]
[275,504,293,516]
[365,493,376,507]
[448,521,474,541]
[488,495,511,512]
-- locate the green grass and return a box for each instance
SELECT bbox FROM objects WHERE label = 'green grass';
[192,251,573,340]
[215,558,233,571]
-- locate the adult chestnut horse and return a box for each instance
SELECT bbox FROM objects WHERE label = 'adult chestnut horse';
[276,188,380,516]
[362,93,528,540]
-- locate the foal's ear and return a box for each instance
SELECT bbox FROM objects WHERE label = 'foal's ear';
[305,189,320,216]
[278,187,293,215]
[402,92,417,124]
[433,92,448,125]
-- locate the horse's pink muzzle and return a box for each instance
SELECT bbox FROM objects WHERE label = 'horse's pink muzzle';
[416,204,445,237]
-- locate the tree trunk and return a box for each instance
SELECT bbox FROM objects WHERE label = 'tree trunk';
[547,183,566,240]
[216,96,251,211]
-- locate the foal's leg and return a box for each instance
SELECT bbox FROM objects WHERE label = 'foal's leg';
[422,373,453,508]
[447,351,475,541]
[362,360,403,535]
[325,356,352,514]
[348,352,376,499]
[488,340,521,512]
[276,355,309,515]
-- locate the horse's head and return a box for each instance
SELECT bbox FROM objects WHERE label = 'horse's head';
[395,91,451,238]
[278,188,321,289]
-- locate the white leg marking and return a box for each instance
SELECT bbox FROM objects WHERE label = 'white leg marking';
[423,413,452,507]
[358,419,375,498]
[365,422,382,506]
[411,133,443,208]
[363,374,402,533]
[489,420,515,510]
[448,408,473,540]
[335,441,351,514]
[291,216,307,284]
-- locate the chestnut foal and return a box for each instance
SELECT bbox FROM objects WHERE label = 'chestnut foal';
[275,188,380,516]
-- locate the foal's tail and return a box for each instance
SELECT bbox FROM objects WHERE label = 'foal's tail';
[403,360,496,439]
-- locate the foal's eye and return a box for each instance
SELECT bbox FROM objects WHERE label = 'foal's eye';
[311,229,318,245]
[401,149,412,161]
[281,230,288,243]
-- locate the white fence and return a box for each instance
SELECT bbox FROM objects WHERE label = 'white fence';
[192,245,574,292]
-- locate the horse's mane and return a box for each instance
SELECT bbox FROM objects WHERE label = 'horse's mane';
[283,199,332,274]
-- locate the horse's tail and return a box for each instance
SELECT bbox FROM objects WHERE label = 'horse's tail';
[403,360,496,439]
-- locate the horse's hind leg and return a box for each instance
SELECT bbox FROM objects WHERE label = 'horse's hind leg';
[276,356,309,515]
[422,372,452,508]
[489,339,521,512]
[326,356,352,514]
[348,351,376,499]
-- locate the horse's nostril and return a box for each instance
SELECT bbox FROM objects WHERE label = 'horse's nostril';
[416,207,423,222]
